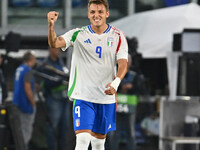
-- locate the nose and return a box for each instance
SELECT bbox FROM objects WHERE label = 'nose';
[94,13,98,18]
[93,12,100,17]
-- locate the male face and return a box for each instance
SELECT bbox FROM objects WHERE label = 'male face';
[88,3,109,28]
[30,56,36,68]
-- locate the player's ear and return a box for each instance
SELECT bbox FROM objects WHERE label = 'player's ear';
[106,11,110,18]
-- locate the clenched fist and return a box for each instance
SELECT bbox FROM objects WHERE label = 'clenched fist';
[47,11,59,25]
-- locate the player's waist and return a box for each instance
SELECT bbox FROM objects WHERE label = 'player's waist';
[70,95,116,104]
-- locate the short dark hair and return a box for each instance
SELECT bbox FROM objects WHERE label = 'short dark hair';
[23,51,35,62]
[88,0,109,11]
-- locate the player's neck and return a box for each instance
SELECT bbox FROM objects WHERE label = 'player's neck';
[91,24,108,35]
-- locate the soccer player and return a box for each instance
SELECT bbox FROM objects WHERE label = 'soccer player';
[47,0,128,150]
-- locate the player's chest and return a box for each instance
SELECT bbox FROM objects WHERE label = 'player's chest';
[77,34,118,57]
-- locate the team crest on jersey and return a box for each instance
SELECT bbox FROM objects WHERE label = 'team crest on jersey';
[107,37,113,47]
[76,119,80,127]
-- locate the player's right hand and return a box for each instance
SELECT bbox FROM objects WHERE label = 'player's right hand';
[47,11,59,25]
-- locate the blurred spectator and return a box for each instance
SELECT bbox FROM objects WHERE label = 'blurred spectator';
[127,37,141,74]
[12,51,36,149]
[127,37,138,58]
[42,47,69,150]
[140,112,159,150]
[141,112,159,136]
[119,52,147,96]
[127,37,150,96]
[119,54,136,94]
[0,54,8,104]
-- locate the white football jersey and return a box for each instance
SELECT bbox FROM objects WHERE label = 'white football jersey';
[61,24,128,104]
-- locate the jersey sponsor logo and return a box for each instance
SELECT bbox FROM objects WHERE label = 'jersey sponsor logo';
[76,119,80,127]
[107,37,113,47]
[108,124,112,129]
[84,39,92,44]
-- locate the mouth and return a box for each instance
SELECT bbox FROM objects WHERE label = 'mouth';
[93,18,101,23]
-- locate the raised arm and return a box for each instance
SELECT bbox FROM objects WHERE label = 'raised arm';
[47,11,66,48]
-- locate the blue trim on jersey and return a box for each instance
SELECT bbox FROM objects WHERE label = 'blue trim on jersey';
[104,24,111,33]
[88,24,111,34]
[88,25,95,33]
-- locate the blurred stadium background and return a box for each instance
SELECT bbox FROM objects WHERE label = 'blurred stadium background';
[1,0,200,150]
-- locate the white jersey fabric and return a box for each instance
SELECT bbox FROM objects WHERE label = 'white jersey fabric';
[61,24,128,104]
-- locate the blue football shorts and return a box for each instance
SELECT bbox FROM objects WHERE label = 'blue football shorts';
[73,99,116,134]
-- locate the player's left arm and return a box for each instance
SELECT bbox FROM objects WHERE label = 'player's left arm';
[105,59,127,95]
[105,31,128,95]
[116,59,128,80]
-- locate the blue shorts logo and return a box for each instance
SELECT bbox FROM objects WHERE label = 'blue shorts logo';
[108,124,112,130]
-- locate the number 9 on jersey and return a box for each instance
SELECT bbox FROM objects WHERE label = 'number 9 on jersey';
[96,46,102,58]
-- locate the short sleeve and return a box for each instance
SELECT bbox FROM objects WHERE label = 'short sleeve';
[24,71,33,83]
[116,31,128,61]
[60,28,81,51]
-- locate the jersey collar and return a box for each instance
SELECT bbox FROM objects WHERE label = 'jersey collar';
[104,24,111,33]
[88,25,95,33]
[88,24,111,34]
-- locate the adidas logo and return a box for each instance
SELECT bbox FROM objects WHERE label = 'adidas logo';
[108,124,111,129]
[84,39,92,44]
